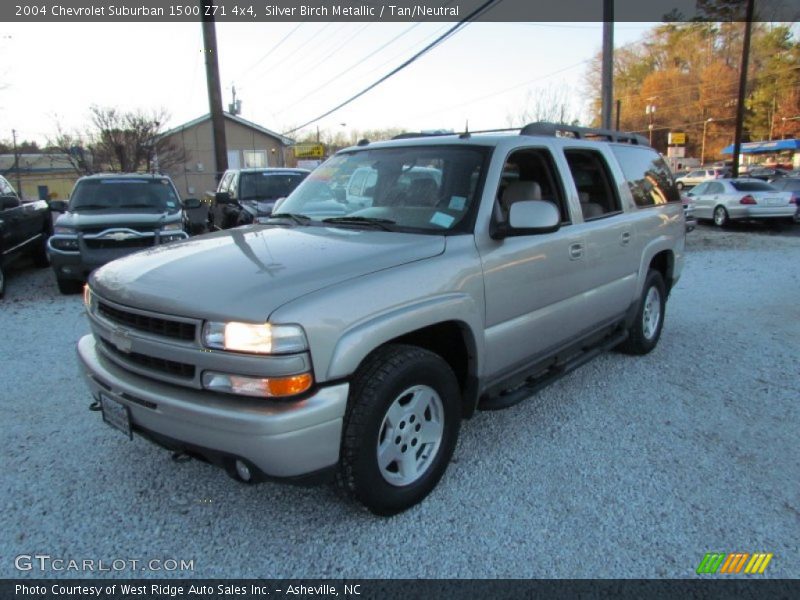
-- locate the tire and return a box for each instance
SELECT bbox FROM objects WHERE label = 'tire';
[337,344,461,516]
[676,181,684,190]
[713,205,729,227]
[56,276,83,295]
[618,269,666,356]
[0,264,5,299]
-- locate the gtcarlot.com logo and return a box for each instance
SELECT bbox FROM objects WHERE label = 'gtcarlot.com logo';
[696,552,773,575]
[14,554,195,573]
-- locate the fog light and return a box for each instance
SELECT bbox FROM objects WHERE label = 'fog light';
[201,371,313,398]
[234,460,252,482]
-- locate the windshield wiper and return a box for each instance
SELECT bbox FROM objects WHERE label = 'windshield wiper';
[268,212,312,225]
[322,216,396,231]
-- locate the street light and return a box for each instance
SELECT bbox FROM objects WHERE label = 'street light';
[645,104,657,145]
[701,117,713,166]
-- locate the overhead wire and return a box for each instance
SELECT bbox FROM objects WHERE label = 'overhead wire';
[281,0,503,136]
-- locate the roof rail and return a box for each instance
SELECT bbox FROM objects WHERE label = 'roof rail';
[520,122,649,146]
[391,131,456,140]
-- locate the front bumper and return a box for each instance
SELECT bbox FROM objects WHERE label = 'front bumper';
[77,334,348,479]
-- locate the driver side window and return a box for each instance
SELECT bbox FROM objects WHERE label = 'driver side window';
[497,148,569,225]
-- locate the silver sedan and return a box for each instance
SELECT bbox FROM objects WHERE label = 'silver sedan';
[687,178,796,227]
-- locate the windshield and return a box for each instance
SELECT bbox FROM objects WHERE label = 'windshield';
[239,171,308,201]
[275,145,488,233]
[70,178,180,212]
[731,180,777,192]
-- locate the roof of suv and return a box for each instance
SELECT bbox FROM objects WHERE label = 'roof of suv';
[227,168,311,174]
[77,173,173,181]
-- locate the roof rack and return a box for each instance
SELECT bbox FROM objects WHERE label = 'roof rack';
[392,131,456,140]
[520,122,649,146]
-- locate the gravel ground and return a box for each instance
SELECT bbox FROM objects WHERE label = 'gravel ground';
[1,223,798,579]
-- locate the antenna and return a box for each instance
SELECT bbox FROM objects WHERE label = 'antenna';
[459,120,471,139]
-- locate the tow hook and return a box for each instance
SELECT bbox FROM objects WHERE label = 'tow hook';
[172,451,192,463]
[88,400,102,412]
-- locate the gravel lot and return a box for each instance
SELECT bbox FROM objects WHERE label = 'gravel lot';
[1,223,798,579]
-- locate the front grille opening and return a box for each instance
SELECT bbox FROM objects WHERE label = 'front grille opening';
[85,238,154,250]
[98,302,196,341]
[101,339,196,379]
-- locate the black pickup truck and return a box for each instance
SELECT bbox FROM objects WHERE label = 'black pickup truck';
[0,175,52,298]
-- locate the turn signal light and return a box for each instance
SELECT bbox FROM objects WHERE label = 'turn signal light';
[202,371,313,398]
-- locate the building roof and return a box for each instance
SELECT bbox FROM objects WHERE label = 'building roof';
[0,153,76,174]
[159,112,295,146]
[722,139,800,154]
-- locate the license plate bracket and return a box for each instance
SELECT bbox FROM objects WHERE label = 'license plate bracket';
[100,393,132,439]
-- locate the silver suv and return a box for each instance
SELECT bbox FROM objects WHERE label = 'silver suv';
[78,123,685,515]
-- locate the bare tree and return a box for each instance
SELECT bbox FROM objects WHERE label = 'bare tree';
[47,106,187,175]
[505,83,582,128]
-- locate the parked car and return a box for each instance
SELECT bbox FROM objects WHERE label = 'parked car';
[770,177,800,220]
[209,168,310,230]
[78,122,685,515]
[744,166,790,183]
[687,178,796,227]
[0,175,51,298]
[675,167,729,190]
[48,174,201,294]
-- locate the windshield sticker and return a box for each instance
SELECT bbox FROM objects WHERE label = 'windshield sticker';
[430,212,455,228]
[448,196,467,211]
[166,201,176,208]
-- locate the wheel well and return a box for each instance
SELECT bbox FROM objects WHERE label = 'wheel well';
[387,321,478,418]
[649,250,674,294]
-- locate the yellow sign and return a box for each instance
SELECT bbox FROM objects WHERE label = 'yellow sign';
[294,144,325,158]
[668,132,686,145]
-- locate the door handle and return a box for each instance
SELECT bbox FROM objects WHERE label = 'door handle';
[620,231,631,246]
[569,242,583,260]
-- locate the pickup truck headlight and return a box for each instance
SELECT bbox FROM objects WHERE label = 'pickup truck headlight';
[202,321,308,354]
[161,222,183,231]
[54,226,75,234]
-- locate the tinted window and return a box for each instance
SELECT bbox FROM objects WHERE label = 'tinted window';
[611,146,680,207]
[730,180,776,192]
[239,172,307,200]
[565,149,622,219]
[70,178,180,213]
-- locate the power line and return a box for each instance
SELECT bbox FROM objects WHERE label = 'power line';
[237,21,306,80]
[281,0,503,136]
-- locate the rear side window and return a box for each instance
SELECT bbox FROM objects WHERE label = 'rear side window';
[564,149,622,219]
[611,146,680,207]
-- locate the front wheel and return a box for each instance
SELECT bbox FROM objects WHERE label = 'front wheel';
[617,269,666,356]
[337,344,461,516]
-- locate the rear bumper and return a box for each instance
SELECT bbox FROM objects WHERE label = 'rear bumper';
[727,206,796,220]
[77,334,349,479]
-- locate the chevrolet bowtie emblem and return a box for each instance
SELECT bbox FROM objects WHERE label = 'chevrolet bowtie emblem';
[104,231,138,241]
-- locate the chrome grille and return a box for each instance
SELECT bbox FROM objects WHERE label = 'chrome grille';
[100,339,195,379]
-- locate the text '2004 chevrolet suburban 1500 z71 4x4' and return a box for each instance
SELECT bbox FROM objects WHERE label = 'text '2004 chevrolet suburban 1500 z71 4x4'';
[78,123,685,515]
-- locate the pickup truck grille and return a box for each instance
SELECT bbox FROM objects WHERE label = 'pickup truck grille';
[100,339,196,379]
[85,238,154,250]
[97,302,197,341]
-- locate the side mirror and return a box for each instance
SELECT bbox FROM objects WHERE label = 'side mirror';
[491,200,561,240]
[215,191,234,204]
[2,194,21,209]
[48,199,68,212]
[183,197,202,209]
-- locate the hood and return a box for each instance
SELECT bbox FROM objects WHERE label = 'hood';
[90,225,445,322]
[57,210,181,231]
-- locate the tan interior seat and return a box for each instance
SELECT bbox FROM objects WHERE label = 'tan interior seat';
[579,191,604,219]
[500,180,542,215]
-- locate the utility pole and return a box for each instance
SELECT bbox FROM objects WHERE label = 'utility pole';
[615,99,621,131]
[731,0,755,177]
[11,129,22,195]
[600,0,614,130]
[201,0,228,183]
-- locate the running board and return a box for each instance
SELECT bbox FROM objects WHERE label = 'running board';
[478,330,629,411]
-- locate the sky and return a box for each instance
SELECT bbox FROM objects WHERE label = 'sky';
[0,21,657,145]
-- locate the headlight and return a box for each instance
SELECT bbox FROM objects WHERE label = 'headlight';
[83,285,96,312]
[161,222,183,231]
[54,226,75,234]
[202,321,308,354]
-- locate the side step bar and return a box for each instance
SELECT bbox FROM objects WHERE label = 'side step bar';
[478,329,629,411]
